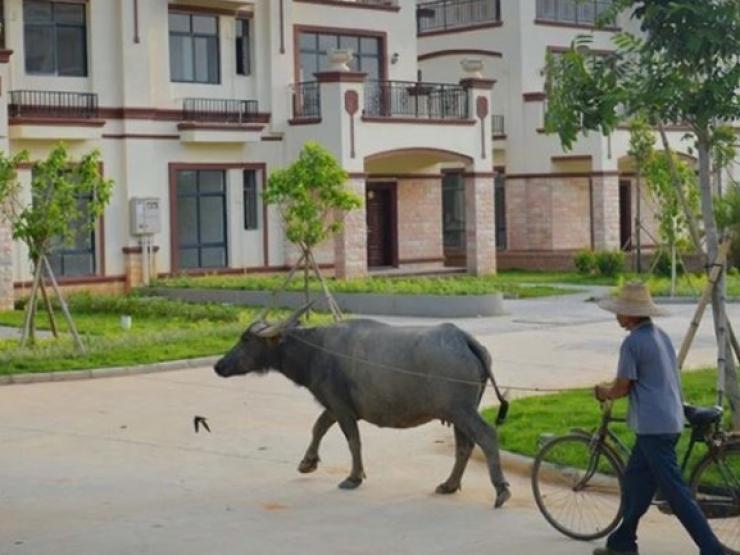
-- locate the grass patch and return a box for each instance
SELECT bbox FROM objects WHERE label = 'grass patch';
[0,294,330,375]
[151,273,577,299]
[483,368,723,470]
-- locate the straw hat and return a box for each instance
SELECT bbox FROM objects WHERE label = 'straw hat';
[597,281,670,317]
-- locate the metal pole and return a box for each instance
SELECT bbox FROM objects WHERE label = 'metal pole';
[635,172,642,273]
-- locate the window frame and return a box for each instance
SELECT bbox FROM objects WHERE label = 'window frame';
[235,17,251,76]
[175,169,229,270]
[24,0,88,77]
[169,11,221,85]
[243,169,259,231]
[297,28,384,82]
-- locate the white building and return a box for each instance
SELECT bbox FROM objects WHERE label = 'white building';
[0,0,502,310]
[417,0,736,269]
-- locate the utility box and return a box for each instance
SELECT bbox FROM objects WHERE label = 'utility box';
[130,197,161,236]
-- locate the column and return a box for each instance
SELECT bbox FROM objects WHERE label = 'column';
[465,173,497,275]
[334,178,367,280]
[591,174,621,250]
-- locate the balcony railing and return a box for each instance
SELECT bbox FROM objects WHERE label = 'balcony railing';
[364,80,470,120]
[291,82,321,120]
[417,0,500,34]
[9,90,99,119]
[492,114,505,135]
[182,98,259,123]
[535,0,614,26]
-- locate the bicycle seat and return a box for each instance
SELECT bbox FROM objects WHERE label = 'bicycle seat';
[684,404,723,427]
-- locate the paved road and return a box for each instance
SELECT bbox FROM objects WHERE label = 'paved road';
[0,371,699,555]
[2,292,736,554]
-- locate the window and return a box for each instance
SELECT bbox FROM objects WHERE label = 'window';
[299,31,382,81]
[48,193,96,277]
[235,18,250,76]
[494,173,507,250]
[169,12,220,84]
[535,0,615,26]
[24,0,87,76]
[442,172,465,250]
[176,170,228,269]
[243,170,258,230]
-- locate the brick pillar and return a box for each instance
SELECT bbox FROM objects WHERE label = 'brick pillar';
[465,174,496,275]
[334,178,367,280]
[123,246,159,291]
[591,175,620,250]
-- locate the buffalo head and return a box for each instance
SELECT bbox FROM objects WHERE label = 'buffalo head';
[214,303,312,378]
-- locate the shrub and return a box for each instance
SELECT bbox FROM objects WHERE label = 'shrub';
[16,292,240,322]
[573,250,596,275]
[651,250,686,278]
[594,250,626,277]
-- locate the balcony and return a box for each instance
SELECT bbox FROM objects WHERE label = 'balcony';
[290,82,322,123]
[535,0,616,28]
[417,0,501,34]
[363,80,470,121]
[298,0,398,7]
[178,98,265,143]
[8,90,103,140]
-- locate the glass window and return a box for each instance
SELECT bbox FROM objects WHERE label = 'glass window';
[47,194,96,278]
[169,12,220,84]
[243,170,258,230]
[235,19,250,76]
[176,170,228,270]
[299,31,382,81]
[24,0,87,76]
[442,173,465,249]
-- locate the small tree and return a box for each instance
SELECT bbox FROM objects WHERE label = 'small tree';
[627,115,656,272]
[0,144,113,350]
[643,152,701,293]
[263,142,362,319]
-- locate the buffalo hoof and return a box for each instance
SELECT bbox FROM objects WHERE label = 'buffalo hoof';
[298,457,319,474]
[435,482,461,495]
[494,485,511,509]
[338,477,363,490]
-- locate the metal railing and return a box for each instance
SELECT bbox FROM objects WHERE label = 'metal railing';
[339,0,398,5]
[417,0,500,34]
[364,80,469,119]
[535,0,614,26]
[291,82,321,120]
[182,98,259,123]
[9,90,99,119]
[492,114,505,135]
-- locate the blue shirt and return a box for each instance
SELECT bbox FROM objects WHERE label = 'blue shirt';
[617,321,684,435]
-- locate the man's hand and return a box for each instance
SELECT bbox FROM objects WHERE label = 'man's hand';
[593,379,632,402]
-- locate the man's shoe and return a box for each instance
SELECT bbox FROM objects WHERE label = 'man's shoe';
[593,548,639,555]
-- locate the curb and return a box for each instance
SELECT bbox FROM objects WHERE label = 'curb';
[0,355,220,387]
[472,446,534,478]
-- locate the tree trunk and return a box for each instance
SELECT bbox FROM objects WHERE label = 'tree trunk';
[302,246,310,313]
[635,170,642,273]
[697,135,739,427]
[40,281,59,338]
[658,124,703,254]
[20,259,43,348]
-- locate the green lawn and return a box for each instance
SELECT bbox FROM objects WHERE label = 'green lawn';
[482,368,723,470]
[151,273,576,299]
[0,294,328,375]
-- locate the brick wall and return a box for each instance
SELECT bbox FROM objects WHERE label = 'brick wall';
[551,178,591,250]
[465,176,496,275]
[334,179,367,279]
[397,178,443,264]
[591,175,620,250]
[0,218,12,311]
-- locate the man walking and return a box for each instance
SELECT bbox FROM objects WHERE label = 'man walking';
[592,282,724,555]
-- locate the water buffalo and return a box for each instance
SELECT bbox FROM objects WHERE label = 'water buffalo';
[214,306,511,508]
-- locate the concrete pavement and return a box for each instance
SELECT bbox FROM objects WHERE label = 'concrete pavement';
[0,370,698,555]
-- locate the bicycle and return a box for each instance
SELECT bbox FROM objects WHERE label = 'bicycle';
[531,400,740,553]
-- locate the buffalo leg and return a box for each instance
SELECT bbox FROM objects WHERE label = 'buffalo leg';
[455,411,511,509]
[436,425,474,494]
[336,417,365,490]
[298,409,336,473]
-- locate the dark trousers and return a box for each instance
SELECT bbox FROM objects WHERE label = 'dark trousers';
[607,434,724,554]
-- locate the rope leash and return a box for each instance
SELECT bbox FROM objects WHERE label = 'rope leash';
[285,331,590,395]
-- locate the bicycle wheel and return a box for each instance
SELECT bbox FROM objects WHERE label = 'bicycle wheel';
[690,443,740,555]
[532,433,624,541]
